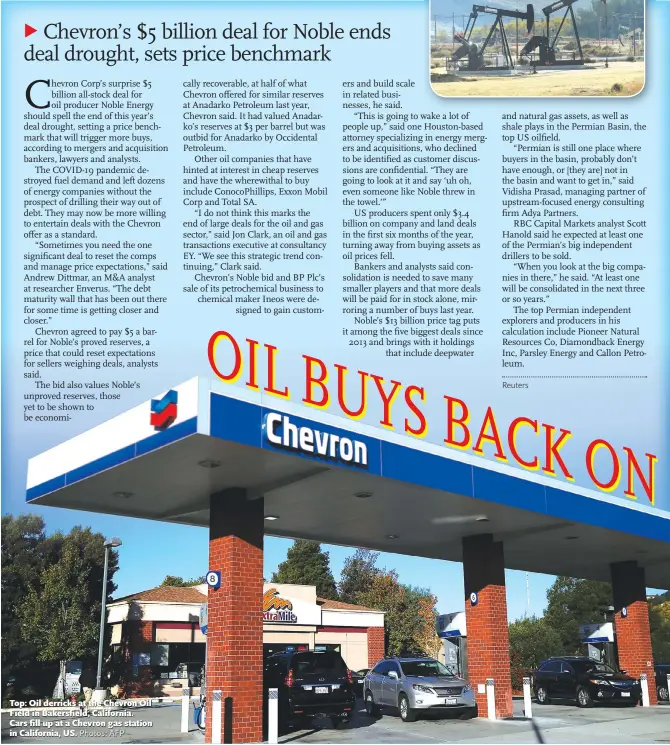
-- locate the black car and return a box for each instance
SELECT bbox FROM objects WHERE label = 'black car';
[264,650,356,730]
[351,669,369,697]
[534,657,641,708]
[655,663,669,702]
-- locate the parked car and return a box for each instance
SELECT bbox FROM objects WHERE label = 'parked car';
[351,669,369,697]
[655,663,670,702]
[533,657,641,708]
[264,650,356,730]
[363,656,477,722]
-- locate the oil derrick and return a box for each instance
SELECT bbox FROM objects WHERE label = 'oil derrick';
[520,0,584,65]
[450,4,534,71]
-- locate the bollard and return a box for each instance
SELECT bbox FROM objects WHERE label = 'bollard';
[523,677,533,719]
[640,674,650,707]
[224,697,233,745]
[666,673,670,703]
[268,688,279,744]
[486,678,496,720]
[181,687,190,733]
[212,690,222,744]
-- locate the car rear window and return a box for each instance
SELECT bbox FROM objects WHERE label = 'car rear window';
[291,652,347,676]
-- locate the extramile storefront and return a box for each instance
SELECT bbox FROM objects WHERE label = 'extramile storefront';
[27,377,670,742]
[105,582,384,698]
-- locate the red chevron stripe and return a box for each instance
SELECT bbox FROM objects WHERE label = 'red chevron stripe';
[151,402,177,429]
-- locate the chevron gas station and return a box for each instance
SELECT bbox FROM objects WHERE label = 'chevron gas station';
[26,377,670,742]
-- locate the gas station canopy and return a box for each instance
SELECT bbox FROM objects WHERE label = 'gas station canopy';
[27,378,670,588]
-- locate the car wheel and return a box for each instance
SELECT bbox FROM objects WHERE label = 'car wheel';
[576,686,593,708]
[333,716,350,728]
[365,691,380,717]
[459,707,477,720]
[658,685,669,702]
[398,693,416,722]
[536,684,550,704]
[290,715,306,732]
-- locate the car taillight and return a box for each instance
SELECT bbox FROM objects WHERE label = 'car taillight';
[347,669,353,685]
[285,669,294,687]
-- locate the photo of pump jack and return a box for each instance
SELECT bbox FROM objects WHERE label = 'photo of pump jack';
[430,0,644,96]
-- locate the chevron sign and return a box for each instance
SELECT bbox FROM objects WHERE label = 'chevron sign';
[150,390,178,431]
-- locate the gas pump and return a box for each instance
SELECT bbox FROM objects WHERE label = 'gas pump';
[579,621,616,667]
[436,611,468,678]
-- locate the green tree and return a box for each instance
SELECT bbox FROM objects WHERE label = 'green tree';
[544,576,612,654]
[509,616,563,689]
[339,549,437,656]
[67,526,119,620]
[356,572,434,656]
[1,514,54,694]
[160,575,206,587]
[338,549,380,604]
[21,542,97,697]
[271,540,338,599]
[649,601,670,662]
[19,527,119,698]
[414,590,442,658]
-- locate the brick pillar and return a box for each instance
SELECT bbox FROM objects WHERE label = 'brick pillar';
[367,626,385,668]
[462,534,513,718]
[206,488,264,743]
[611,561,656,705]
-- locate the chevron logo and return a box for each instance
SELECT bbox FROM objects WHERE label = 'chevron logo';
[150,390,178,431]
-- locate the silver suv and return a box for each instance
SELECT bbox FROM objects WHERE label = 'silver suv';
[364,657,477,722]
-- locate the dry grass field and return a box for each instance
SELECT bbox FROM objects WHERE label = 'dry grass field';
[430,60,644,97]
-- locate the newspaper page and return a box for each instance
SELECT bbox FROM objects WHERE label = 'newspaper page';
[1,0,668,741]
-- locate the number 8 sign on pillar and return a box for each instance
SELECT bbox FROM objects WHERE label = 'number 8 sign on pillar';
[206,570,221,590]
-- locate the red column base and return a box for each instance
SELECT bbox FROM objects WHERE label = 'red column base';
[463,534,514,719]
[612,561,657,706]
[206,490,265,743]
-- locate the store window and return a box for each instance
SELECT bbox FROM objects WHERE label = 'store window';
[151,644,169,666]
[148,632,206,684]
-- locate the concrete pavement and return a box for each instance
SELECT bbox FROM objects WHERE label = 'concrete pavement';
[277,698,670,744]
[2,697,668,744]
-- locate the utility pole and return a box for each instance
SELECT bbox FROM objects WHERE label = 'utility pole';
[452,12,455,51]
[95,537,122,699]
[526,572,531,616]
